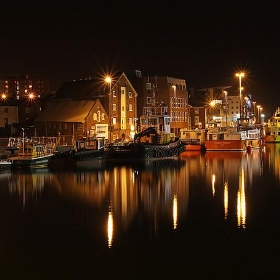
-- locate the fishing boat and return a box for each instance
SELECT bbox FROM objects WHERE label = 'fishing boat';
[204,126,262,152]
[8,130,58,169]
[264,107,280,143]
[106,127,186,161]
[48,137,110,169]
[179,128,206,153]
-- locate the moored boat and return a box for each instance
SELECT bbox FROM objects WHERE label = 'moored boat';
[9,141,56,169]
[179,128,207,153]
[204,126,262,152]
[264,107,280,143]
[48,137,110,169]
[106,127,186,161]
[8,131,58,169]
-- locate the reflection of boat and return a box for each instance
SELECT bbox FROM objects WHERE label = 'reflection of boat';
[265,107,280,143]
[205,126,262,152]
[106,127,186,160]
[205,151,246,160]
[180,150,204,158]
[8,131,57,169]
[0,159,12,170]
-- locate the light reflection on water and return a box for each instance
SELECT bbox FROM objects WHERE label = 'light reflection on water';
[1,144,280,278]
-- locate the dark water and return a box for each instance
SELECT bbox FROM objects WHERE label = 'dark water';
[0,144,280,279]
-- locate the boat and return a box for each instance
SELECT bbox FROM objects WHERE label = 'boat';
[48,137,110,169]
[179,128,206,153]
[264,107,280,143]
[106,127,186,161]
[204,126,262,152]
[8,131,58,169]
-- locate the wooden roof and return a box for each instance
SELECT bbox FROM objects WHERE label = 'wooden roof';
[35,99,99,123]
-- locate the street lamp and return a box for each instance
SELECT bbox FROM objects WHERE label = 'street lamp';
[236,72,245,119]
[28,92,35,101]
[172,85,177,135]
[260,113,265,125]
[105,76,112,142]
[257,105,261,124]
[260,107,263,124]
[223,90,228,127]
[1,93,7,100]
[252,101,256,123]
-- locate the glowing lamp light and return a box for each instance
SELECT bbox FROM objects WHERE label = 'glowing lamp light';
[235,72,245,118]
[105,76,112,84]
[104,76,112,142]
[28,93,35,99]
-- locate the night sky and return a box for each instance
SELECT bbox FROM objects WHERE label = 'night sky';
[1,3,279,117]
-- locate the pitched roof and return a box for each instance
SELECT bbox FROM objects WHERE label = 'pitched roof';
[35,99,98,123]
[53,78,107,100]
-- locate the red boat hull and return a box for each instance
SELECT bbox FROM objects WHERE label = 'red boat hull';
[205,139,260,151]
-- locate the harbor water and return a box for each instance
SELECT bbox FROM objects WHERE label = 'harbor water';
[0,144,280,279]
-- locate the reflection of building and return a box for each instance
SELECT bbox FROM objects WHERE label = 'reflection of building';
[3,169,54,208]
[205,151,263,228]
[46,161,190,243]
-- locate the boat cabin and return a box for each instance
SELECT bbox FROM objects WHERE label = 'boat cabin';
[180,128,205,144]
[139,114,171,134]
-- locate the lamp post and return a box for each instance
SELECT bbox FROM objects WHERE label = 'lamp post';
[105,76,112,142]
[236,72,245,119]
[260,107,263,124]
[223,90,228,127]
[172,85,177,136]
[252,101,256,123]
[257,105,261,124]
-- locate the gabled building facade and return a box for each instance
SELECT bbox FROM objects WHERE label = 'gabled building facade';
[109,72,138,141]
